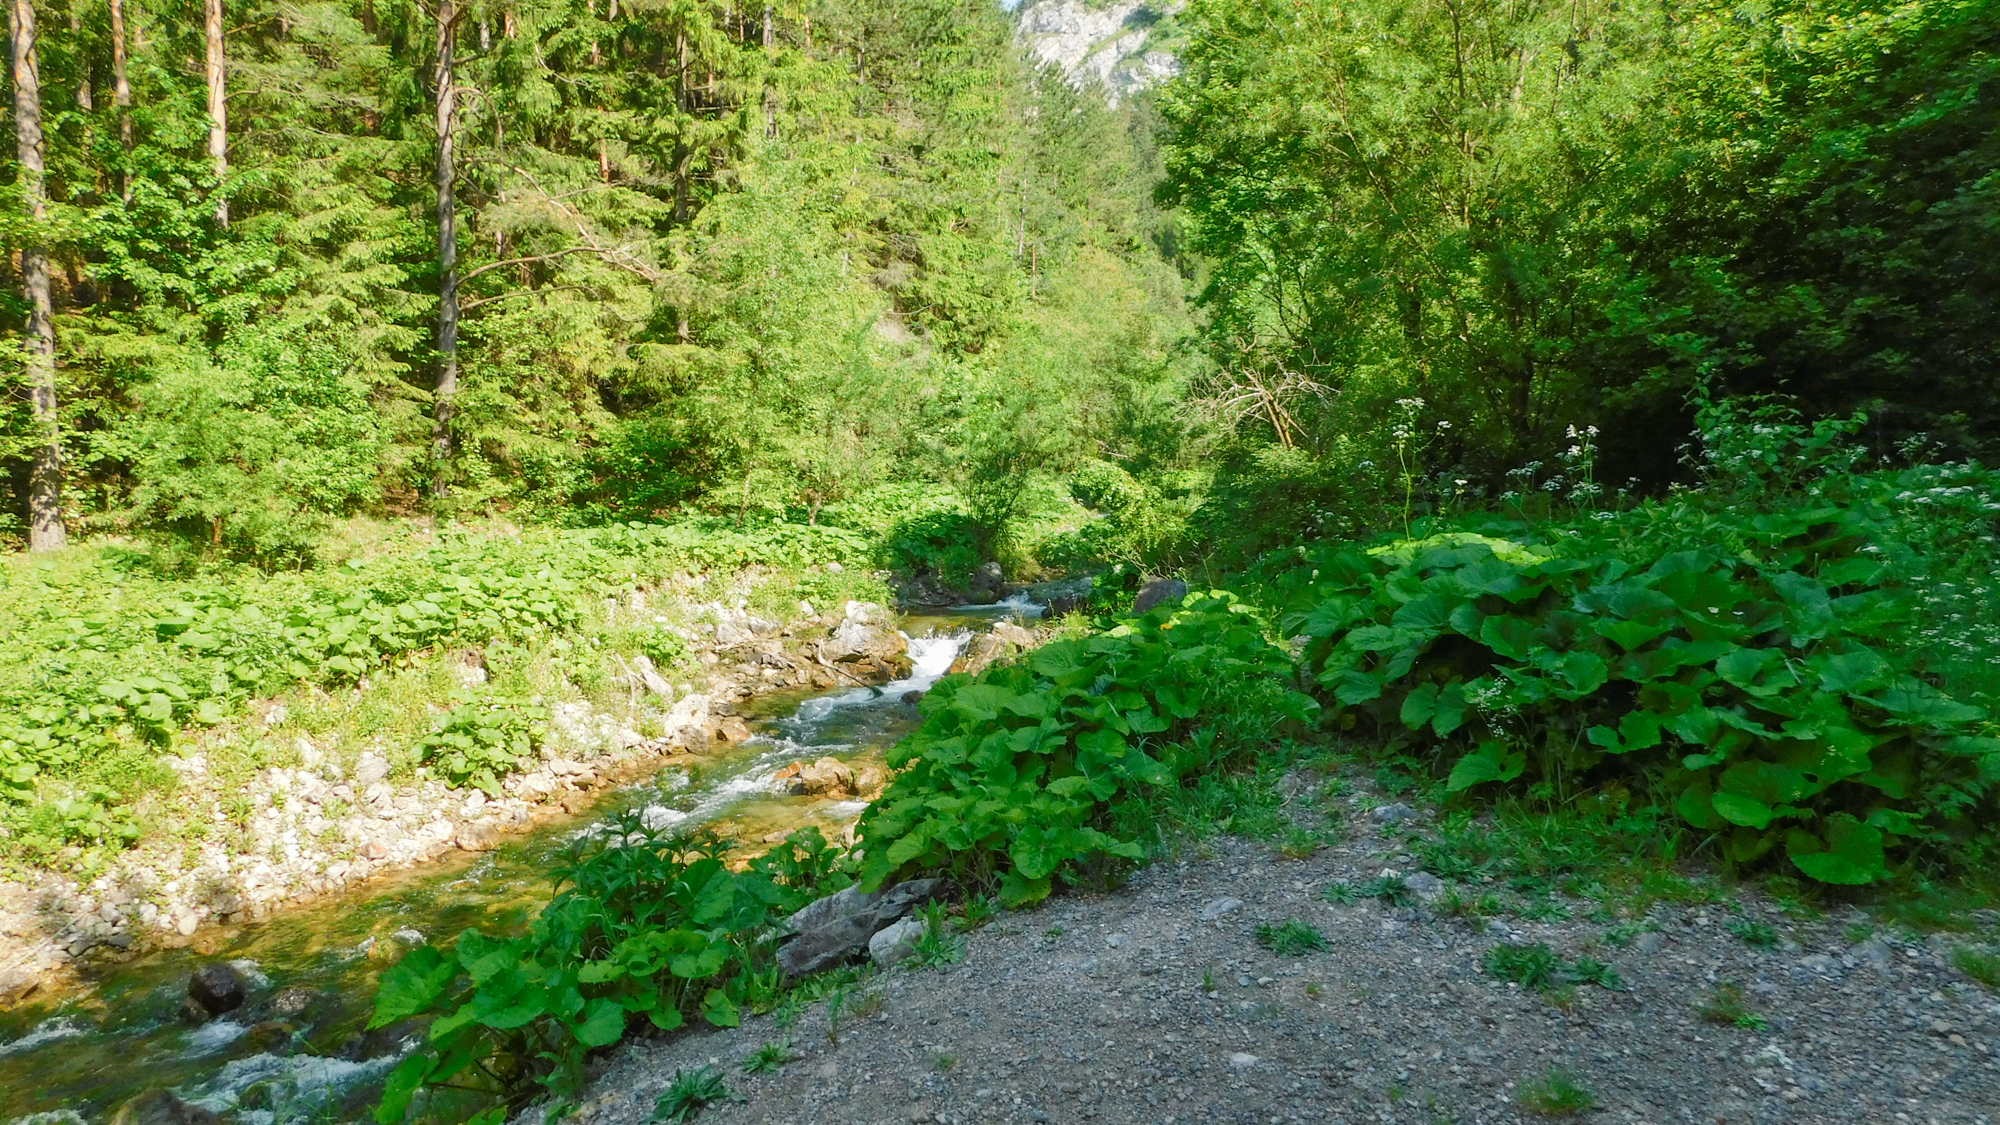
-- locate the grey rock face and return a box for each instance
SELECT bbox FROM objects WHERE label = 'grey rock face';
[869,916,928,967]
[1132,577,1188,614]
[1370,802,1417,825]
[969,560,1006,605]
[777,878,948,978]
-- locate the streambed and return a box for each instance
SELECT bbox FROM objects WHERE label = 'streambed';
[0,613,1008,1125]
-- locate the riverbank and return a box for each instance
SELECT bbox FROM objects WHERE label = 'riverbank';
[567,807,2000,1125]
[0,568,971,1009]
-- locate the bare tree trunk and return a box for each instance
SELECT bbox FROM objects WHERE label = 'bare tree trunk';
[11,0,63,550]
[204,0,227,225]
[431,0,459,484]
[67,7,87,108]
[109,0,133,201]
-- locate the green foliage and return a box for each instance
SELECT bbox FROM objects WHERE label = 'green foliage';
[650,1066,739,1124]
[1278,460,2000,883]
[854,593,1316,904]
[1727,918,1782,950]
[1157,0,2000,486]
[417,695,549,797]
[0,515,890,850]
[741,1043,794,1075]
[1516,1068,1599,1116]
[369,821,825,1123]
[1952,947,2000,991]
[1321,875,1411,909]
[1483,943,1623,993]
[1253,920,1327,956]
[908,903,968,969]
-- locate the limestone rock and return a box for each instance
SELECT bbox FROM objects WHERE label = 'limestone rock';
[870,915,928,968]
[353,753,390,787]
[777,878,948,978]
[1132,577,1189,614]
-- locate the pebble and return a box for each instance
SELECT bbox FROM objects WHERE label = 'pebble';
[1199,897,1242,921]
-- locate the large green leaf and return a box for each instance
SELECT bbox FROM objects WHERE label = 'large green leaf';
[575,998,627,1047]
[1786,815,1888,885]
[370,945,458,1029]
[1445,741,1525,791]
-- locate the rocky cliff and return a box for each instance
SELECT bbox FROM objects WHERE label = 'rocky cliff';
[1011,0,1184,103]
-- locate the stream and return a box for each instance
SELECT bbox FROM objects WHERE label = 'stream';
[0,611,1018,1125]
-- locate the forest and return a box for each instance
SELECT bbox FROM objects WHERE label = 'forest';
[1,0,1998,1118]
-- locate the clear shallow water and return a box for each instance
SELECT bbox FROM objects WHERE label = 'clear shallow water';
[0,619,989,1124]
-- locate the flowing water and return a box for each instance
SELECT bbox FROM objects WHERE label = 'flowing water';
[0,614,1004,1125]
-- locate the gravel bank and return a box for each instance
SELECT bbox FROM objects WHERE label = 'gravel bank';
[570,833,2000,1125]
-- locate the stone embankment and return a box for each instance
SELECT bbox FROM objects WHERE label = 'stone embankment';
[0,594,920,1007]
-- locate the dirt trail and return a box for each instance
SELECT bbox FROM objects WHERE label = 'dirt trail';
[567,827,2000,1125]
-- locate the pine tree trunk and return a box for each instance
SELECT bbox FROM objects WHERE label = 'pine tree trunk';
[109,0,133,204]
[431,0,459,483]
[11,0,63,550]
[204,0,227,225]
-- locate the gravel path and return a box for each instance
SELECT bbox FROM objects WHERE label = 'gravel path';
[568,831,2000,1125]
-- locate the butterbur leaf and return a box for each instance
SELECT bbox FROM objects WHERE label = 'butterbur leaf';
[1787,814,1888,885]
[1677,780,1720,829]
[1399,683,1440,730]
[1709,791,1775,829]
[370,945,458,1029]
[701,989,741,1028]
[1445,741,1525,792]
[575,997,627,1047]
[373,1053,432,1125]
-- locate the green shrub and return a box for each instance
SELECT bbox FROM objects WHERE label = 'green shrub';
[855,593,1316,904]
[1281,504,1999,884]
[416,695,549,796]
[370,823,833,1123]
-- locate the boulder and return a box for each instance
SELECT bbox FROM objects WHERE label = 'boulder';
[111,1091,220,1125]
[776,878,948,978]
[823,619,908,665]
[779,756,857,797]
[1044,593,1085,618]
[869,915,928,968]
[455,819,503,852]
[186,961,247,1019]
[630,654,674,697]
[0,966,40,1005]
[661,693,711,748]
[1132,577,1189,614]
[843,600,893,627]
[949,633,1014,677]
[989,621,1036,648]
[967,561,1005,605]
[715,715,754,743]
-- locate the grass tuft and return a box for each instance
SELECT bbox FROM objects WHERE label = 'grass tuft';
[652,1066,738,1123]
[1951,946,2000,990]
[1697,981,1769,1030]
[1517,1068,1598,1115]
[742,1042,793,1075]
[1254,919,1329,956]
